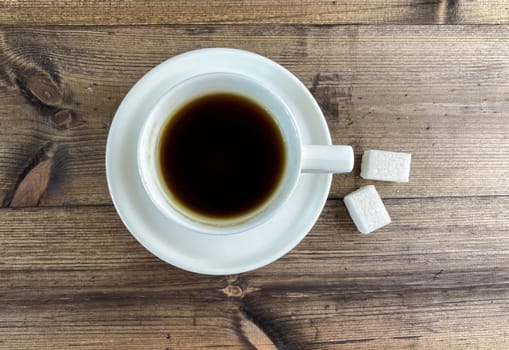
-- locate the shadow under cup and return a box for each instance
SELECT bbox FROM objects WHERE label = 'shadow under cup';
[138,73,302,235]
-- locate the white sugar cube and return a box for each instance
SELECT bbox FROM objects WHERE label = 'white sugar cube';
[344,185,391,234]
[360,150,412,183]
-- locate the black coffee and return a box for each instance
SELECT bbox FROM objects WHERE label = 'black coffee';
[158,93,286,220]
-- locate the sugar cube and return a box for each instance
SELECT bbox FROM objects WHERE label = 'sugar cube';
[344,185,391,234]
[360,150,412,183]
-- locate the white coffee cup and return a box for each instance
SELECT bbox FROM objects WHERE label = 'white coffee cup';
[138,72,353,235]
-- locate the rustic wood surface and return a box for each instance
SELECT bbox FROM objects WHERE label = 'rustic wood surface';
[1,1,509,349]
[2,0,509,25]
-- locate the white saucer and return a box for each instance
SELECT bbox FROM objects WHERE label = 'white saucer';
[106,48,332,275]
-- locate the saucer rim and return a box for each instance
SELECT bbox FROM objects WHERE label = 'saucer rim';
[106,48,332,275]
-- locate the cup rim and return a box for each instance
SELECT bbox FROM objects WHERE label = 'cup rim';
[137,72,303,235]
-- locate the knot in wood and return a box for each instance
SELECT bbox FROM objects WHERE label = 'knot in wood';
[222,284,243,297]
[26,72,63,106]
[52,109,74,129]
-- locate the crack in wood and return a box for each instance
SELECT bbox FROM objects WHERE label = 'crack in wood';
[315,338,376,345]
[392,335,422,340]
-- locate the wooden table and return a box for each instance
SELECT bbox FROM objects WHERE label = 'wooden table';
[2,1,509,349]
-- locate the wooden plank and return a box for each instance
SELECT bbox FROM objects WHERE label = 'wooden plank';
[1,25,509,206]
[1,0,508,25]
[1,198,509,349]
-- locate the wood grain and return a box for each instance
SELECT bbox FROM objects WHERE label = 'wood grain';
[1,0,508,25]
[1,25,508,206]
[2,3,509,348]
[1,198,508,349]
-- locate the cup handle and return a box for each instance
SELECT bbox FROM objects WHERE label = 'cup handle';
[301,145,354,173]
